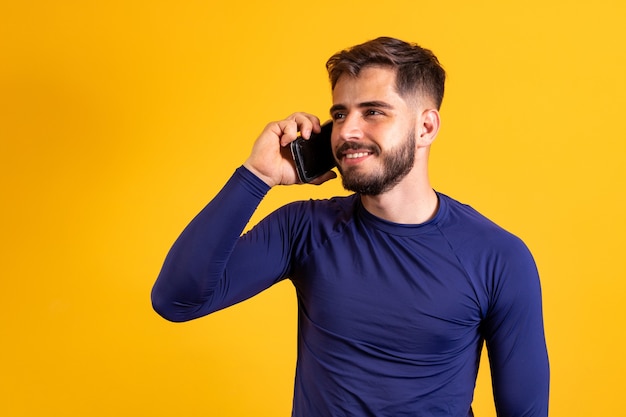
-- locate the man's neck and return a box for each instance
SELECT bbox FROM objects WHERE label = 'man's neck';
[360,172,438,225]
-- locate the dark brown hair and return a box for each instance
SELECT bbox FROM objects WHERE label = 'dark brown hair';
[326,37,446,109]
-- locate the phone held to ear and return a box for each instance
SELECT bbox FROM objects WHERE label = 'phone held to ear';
[290,121,336,183]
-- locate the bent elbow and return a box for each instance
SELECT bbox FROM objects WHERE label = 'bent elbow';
[151,287,195,323]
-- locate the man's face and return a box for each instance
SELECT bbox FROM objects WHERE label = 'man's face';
[330,66,417,196]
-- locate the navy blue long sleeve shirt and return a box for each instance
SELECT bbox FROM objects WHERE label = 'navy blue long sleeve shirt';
[152,166,549,416]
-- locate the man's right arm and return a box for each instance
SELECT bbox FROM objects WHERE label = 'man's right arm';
[151,166,272,322]
[151,113,335,322]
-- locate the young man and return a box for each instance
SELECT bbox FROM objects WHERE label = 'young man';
[152,37,550,416]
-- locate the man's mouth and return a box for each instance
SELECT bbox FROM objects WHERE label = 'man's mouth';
[345,151,372,159]
[336,143,378,161]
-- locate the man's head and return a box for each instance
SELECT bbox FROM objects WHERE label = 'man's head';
[326,37,445,110]
[326,38,444,197]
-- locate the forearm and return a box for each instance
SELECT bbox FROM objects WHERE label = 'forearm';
[151,166,270,322]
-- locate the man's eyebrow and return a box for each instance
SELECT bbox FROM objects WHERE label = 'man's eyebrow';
[330,101,394,114]
[329,104,347,114]
[359,100,394,109]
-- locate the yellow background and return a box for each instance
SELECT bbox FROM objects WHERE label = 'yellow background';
[1,1,625,416]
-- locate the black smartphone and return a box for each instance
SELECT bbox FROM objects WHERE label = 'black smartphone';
[290,121,336,183]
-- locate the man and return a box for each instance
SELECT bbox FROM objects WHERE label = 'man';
[152,37,549,416]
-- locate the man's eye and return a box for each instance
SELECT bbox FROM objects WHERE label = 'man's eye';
[332,113,346,120]
[366,110,382,116]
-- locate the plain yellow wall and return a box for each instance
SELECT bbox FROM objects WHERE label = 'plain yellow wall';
[1,1,625,416]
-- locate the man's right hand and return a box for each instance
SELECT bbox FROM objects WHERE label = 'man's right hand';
[243,112,336,187]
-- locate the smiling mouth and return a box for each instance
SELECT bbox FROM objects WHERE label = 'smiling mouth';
[336,143,378,161]
[345,152,372,159]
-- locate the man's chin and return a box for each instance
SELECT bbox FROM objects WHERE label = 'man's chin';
[341,175,382,195]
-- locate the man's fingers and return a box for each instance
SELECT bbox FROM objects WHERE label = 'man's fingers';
[274,120,294,147]
[280,113,321,145]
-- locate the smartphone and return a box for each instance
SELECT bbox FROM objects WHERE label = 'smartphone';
[290,121,336,183]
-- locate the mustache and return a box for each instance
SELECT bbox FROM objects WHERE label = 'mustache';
[335,142,380,159]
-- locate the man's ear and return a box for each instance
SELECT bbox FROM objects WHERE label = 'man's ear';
[416,109,440,147]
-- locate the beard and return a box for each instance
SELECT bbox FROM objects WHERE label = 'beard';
[337,128,416,196]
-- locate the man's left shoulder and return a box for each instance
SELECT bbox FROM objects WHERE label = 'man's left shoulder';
[436,192,530,253]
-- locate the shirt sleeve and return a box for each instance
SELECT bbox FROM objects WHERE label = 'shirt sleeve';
[482,237,550,416]
[151,166,291,322]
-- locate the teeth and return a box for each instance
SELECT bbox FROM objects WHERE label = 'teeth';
[345,152,369,159]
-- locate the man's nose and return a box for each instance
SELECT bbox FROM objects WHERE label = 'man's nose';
[335,114,364,142]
